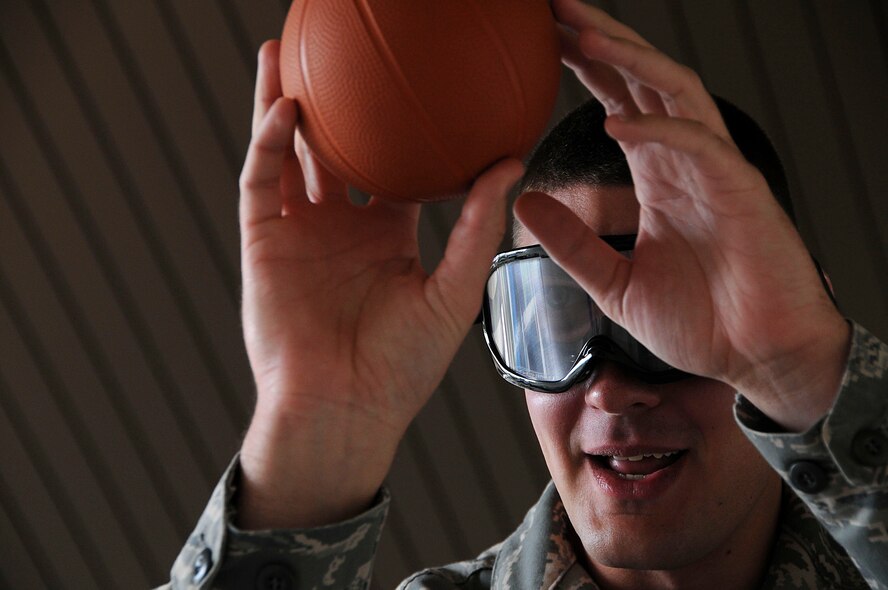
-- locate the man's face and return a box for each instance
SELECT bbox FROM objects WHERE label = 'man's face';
[519,185,781,573]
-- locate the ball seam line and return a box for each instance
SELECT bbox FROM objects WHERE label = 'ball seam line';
[352,0,470,188]
[296,0,397,198]
[462,0,528,159]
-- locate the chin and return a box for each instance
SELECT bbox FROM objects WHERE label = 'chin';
[575,516,707,571]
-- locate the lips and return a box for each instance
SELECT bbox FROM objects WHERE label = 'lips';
[583,448,688,499]
[601,450,685,477]
[586,448,687,481]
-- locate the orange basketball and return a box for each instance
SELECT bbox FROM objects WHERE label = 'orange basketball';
[279,0,561,201]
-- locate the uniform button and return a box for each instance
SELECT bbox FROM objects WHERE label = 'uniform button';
[788,461,828,494]
[851,429,888,467]
[256,563,296,590]
[192,548,213,584]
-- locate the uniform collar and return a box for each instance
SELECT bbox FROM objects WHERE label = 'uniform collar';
[488,482,864,590]
[490,481,596,589]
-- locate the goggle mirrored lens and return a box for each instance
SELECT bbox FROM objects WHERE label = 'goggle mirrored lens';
[484,245,675,387]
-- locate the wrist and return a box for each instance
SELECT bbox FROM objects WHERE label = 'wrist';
[237,392,404,529]
[733,315,851,432]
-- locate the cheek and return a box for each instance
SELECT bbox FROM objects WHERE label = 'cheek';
[525,391,582,471]
[681,381,739,434]
[681,382,776,487]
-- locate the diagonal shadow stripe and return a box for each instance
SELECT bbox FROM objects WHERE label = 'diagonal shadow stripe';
[0,267,156,584]
[0,153,191,538]
[22,0,249,433]
[0,36,225,487]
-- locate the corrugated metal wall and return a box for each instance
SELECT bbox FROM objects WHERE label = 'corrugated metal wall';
[1,1,885,588]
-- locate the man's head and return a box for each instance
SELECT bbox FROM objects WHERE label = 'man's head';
[511,99,787,577]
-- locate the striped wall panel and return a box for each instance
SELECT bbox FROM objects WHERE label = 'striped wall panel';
[1,1,886,588]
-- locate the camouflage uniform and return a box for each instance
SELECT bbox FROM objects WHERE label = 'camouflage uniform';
[159,322,888,589]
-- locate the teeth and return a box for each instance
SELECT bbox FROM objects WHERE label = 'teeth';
[611,451,679,461]
[617,473,646,480]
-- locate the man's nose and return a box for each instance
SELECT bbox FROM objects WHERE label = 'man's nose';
[582,361,663,415]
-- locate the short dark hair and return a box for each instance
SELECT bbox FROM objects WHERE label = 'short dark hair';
[517,96,795,224]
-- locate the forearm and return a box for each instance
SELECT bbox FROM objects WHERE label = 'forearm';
[736,321,888,587]
[159,455,390,590]
[237,392,404,530]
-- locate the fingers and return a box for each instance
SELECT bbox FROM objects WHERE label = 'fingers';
[559,26,640,117]
[429,159,524,327]
[513,192,630,322]
[604,114,752,183]
[552,0,651,48]
[554,0,729,139]
[294,133,349,203]
[240,97,297,226]
[250,39,347,206]
[252,40,283,136]
[577,29,729,138]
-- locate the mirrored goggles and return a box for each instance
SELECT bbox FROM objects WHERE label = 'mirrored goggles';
[480,235,691,393]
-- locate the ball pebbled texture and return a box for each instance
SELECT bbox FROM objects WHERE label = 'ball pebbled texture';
[280,0,561,201]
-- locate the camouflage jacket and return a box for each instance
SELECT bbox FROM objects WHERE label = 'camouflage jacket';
[159,322,888,589]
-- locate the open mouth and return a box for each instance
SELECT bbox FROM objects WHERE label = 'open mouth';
[590,450,687,480]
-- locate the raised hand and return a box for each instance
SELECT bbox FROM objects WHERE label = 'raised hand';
[237,41,523,528]
[515,0,850,431]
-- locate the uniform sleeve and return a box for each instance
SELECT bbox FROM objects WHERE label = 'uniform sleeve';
[736,321,888,589]
[155,455,390,590]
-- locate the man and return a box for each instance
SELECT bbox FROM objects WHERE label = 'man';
[160,1,888,588]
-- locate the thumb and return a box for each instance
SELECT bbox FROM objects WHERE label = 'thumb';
[428,159,524,328]
[514,191,631,323]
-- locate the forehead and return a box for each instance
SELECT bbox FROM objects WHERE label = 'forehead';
[515,185,640,247]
